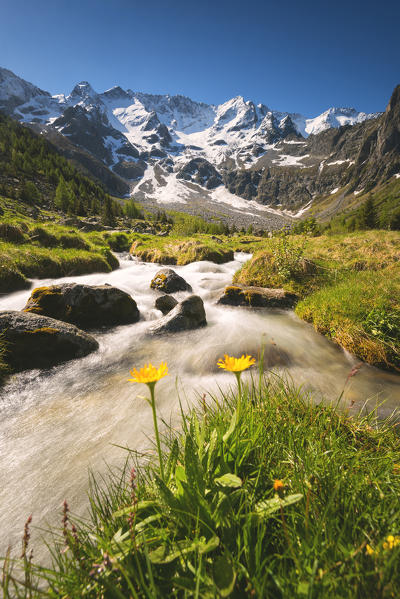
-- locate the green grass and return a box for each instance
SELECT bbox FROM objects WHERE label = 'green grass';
[234,231,400,369]
[3,375,400,598]
[0,241,117,293]
[296,268,400,370]
[0,196,120,292]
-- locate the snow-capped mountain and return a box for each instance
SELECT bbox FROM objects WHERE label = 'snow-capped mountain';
[0,67,379,169]
[1,66,388,227]
[0,67,50,114]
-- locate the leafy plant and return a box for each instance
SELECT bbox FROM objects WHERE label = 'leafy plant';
[272,234,306,281]
[364,306,400,342]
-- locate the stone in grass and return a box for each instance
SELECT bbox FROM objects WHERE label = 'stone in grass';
[217,285,297,308]
[148,295,206,335]
[155,294,178,315]
[150,268,192,294]
[23,283,140,329]
[0,311,99,371]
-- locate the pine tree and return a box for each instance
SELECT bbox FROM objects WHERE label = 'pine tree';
[19,181,40,204]
[359,196,377,229]
[55,176,70,212]
[102,196,116,226]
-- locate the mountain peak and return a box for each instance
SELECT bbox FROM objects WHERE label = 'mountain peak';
[386,84,400,114]
[102,85,132,101]
[0,67,50,114]
[69,81,97,100]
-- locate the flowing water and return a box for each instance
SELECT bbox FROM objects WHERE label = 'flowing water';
[0,253,399,559]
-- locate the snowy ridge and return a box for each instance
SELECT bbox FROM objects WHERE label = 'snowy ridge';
[0,66,383,225]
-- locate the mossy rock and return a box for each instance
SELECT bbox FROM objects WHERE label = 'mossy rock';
[23,283,140,329]
[218,285,298,308]
[150,269,192,294]
[101,248,119,270]
[59,234,90,250]
[173,241,234,265]
[0,266,31,294]
[29,226,58,247]
[106,232,131,252]
[0,311,98,371]
[0,223,26,244]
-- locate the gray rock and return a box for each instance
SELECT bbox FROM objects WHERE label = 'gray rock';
[150,268,192,294]
[23,283,140,329]
[155,294,178,315]
[148,295,206,335]
[177,158,222,189]
[0,311,98,371]
[217,285,297,308]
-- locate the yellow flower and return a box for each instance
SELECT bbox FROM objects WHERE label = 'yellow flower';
[217,354,255,372]
[383,535,400,551]
[366,544,375,556]
[128,361,169,481]
[129,362,168,385]
[366,535,400,557]
[273,479,285,492]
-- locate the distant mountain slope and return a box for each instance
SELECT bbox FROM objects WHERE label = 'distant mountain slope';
[2,66,398,228]
[0,112,122,218]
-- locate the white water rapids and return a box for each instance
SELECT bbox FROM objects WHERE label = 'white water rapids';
[0,253,399,559]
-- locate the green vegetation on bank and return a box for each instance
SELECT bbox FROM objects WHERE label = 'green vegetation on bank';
[234,231,400,370]
[3,375,400,598]
[128,228,263,266]
[0,197,119,292]
[130,235,237,266]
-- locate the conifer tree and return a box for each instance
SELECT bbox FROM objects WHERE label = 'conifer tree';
[102,196,116,226]
[359,195,377,229]
[55,176,70,212]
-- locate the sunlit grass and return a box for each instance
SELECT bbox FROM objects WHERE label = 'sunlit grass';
[234,231,400,369]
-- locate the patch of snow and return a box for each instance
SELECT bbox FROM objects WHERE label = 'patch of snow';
[269,199,313,219]
[330,188,339,195]
[354,189,364,196]
[394,174,400,179]
[272,154,309,167]
[292,200,313,218]
[326,160,348,166]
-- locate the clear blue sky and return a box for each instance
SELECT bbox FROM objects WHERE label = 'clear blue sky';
[1,0,399,116]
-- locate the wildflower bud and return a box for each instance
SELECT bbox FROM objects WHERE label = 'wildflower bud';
[273,479,285,498]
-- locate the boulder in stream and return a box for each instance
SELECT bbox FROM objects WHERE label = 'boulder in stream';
[23,283,140,329]
[217,285,297,308]
[148,295,206,335]
[150,268,192,294]
[155,294,178,315]
[0,311,99,371]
